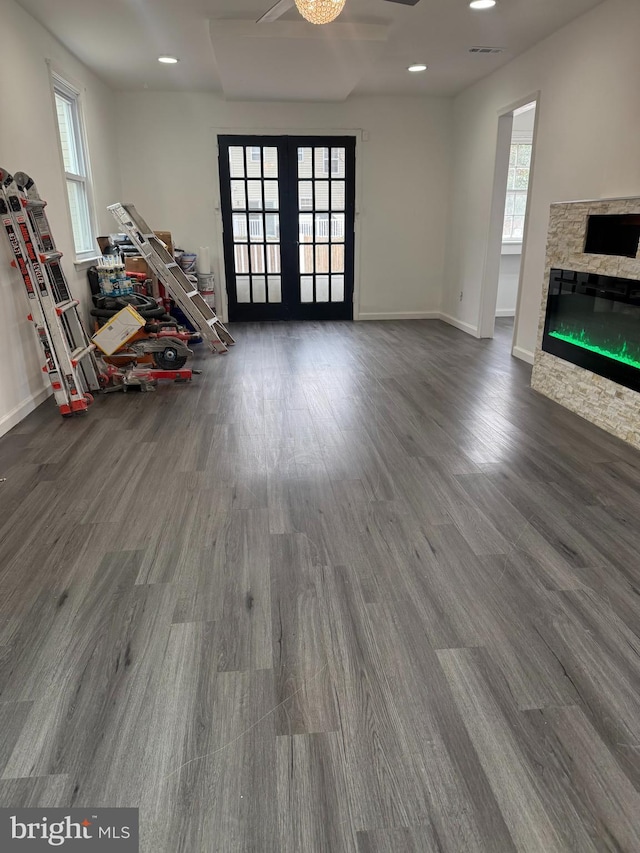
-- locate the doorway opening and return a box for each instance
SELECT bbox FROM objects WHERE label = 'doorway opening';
[218,136,356,322]
[478,98,538,358]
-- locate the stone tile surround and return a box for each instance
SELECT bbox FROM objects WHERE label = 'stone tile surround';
[531,197,640,450]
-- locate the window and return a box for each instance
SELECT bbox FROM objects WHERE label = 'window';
[53,76,96,259]
[503,143,532,242]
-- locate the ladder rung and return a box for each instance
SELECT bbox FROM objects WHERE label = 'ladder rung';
[26,199,47,209]
[39,250,62,263]
[167,262,178,268]
[70,344,96,367]
[185,289,198,298]
[56,299,79,315]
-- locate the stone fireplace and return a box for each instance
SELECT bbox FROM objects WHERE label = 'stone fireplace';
[531,197,640,450]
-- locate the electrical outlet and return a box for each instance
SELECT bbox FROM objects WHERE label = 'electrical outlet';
[459,291,464,301]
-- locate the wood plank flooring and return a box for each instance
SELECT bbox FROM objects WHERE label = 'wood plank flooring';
[1,317,639,851]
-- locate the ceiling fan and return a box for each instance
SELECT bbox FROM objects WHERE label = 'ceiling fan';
[257,0,420,24]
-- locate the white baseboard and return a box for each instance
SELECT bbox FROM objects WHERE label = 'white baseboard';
[357,311,441,321]
[495,309,516,318]
[438,313,479,337]
[0,385,51,439]
[512,345,535,365]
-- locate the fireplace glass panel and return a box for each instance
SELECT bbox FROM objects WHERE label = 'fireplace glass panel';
[543,269,640,391]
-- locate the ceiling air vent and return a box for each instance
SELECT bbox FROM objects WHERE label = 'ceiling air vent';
[469,46,504,54]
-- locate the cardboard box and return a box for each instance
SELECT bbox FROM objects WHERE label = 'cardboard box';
[154,231,173,256]
[125,256,149,276]
[91,305,146,356]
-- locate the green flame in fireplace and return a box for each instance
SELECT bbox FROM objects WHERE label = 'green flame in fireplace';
[549,327,640,370]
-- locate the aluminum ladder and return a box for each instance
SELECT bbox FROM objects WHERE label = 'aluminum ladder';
[0,169,100,417]
[108,202,234,354]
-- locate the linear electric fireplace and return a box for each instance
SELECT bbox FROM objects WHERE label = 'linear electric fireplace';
[543,269,640,392]
[533,197,640,450]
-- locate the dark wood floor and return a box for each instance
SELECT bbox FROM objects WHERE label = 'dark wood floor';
[1,317,639,851]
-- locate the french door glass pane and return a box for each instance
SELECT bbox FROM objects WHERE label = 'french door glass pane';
[253,276,267,302]
[331,148,346,178]
[268,276,282,303]
[331,213,345,241]
[263,147,278,177]
[331,275,344,302]
[265,213,280,241]
[231,181,246,209]
[251,244,265,273]
[264,181,279,210]
[248,213,263,242]
[246,147,261,178]
[247,181,262,209]
[315,213,329,242]
[332,245,345,273]
[301,276,313,302]
[234,244,249,273]
[229,147,245,178]
[267,245,281,274]
[300,245,313,274]
[298,148,313,178]
[237,276,250,303]
[331,181,345,210]
[233,213,247,241]
[316,275,329,302]
[315,148,329,178]
[315,183,329,211]
[315,244,329,273]
[299,182,313,210]
[299,213,313,241]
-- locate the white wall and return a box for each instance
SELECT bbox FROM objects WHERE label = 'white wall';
[496,253,520,316]
[115,92,452,321]
[444,0,640,359]
[0,0,121,436]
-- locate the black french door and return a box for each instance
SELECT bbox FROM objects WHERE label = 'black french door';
[218,135,356,322]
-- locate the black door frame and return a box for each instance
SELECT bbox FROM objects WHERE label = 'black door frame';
[218,135,356,322]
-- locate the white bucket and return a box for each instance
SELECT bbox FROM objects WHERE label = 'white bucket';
[197,273,215,293]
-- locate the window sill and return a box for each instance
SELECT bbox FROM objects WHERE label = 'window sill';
[74,256,100,270]
[501,242,522,255]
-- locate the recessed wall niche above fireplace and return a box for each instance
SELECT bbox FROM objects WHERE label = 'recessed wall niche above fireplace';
[543,269,640,392]
[532,197,640,451]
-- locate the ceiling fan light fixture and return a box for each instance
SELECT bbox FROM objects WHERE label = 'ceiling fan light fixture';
[469,0,497,9]
[158,55,179,64]
[407,63,428,72]
[294,0,346,25]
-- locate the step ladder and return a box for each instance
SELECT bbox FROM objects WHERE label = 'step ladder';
[0,169,101,417]
[108,203,235,354]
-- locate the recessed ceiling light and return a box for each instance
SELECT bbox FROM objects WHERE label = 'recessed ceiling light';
[407,64,428,73]
[158,55,179,64]
[469,0,496,9]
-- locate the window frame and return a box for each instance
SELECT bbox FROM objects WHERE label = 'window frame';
[503,141,532,245]
[51,71,98,263]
